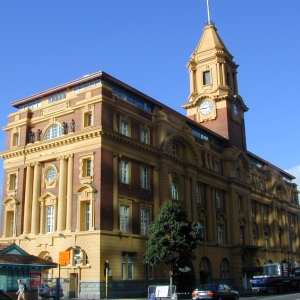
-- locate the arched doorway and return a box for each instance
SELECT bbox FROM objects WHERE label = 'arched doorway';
[199,257,212,284]
[173,259,196,293]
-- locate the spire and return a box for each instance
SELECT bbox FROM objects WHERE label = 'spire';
[206,0,212,25]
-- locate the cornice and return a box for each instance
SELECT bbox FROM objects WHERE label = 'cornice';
[0,129,102,160]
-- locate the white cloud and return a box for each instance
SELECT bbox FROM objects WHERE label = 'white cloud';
[286,165,300,188]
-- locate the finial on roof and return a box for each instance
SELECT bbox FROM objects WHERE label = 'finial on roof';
[205,0,215,25]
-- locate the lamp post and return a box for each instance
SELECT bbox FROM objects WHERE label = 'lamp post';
[105,260,109,298]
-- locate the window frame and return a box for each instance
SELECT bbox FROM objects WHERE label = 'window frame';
[121,120,128,136]
[141,166,148,189]
[120,160,129,184]
[141,129,148,143]
[216,190,221,208]
[196,184,202,203]
[172,182,179,200]
[218,224,224,244]
[203,70,211,85]
[44,124,63,140]
[46,206,55,233]
[120,204,130,233]
[141,209,149,236]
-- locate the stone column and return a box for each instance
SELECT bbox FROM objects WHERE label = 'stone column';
[23,164,33,235]
[221,63,226,85]
[217,62,221,85]
[40,200,45,234]
[57,156,67,232]
[31,162,41,234]
[66,154,74,232]
[55,156,67,231]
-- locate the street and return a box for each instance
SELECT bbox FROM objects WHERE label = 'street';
[239,292,300,300]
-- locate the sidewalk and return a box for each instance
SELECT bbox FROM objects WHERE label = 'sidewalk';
[66,289,254,299]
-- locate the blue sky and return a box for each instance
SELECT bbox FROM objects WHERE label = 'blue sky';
[0,0,299,189]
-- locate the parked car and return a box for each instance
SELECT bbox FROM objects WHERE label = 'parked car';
[0,291,13,300]
[38,283,64,299]
[192,284,239,300]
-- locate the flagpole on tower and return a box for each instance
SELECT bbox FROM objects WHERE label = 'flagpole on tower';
[206,0,211,24]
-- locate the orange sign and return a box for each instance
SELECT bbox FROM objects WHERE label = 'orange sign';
[59,251,70,265]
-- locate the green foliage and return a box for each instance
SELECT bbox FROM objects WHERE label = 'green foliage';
[144,201,202,271]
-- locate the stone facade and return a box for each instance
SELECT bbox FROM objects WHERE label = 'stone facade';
[0,23,299,298]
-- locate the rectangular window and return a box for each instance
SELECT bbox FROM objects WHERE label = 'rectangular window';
[252,229,256,246]
[198,221,204,242]
[290,214,295,227]
[128,254,134,280]
[196,184,202,203]
[251,201,254,216]
[74,79,101,94]
[7,211,14,237]
[292,237,296,252]
[264,232,269,249]
[141,209,149,236]
[85,202,91,230]
[12,133,19,147]
[214,161,219,172]
[203,71,211,85]
[141,129,148,143]
[122,254,126,280]
[259,181,264,191]
[238,196,243,212]
[9,174,17,191]
[262,205,267,220]
[85,160,91,177]
[172,144,177,156]
[141,167,148,189]
[120,205,129,233]
[144,264,154,280]
[46,206,55,233]
[218,224,224,244]
[84,112,93,127]
[121,160,129,184]
[121,121,128,136]
[240,226,245,245]
[216,190,221,208]
[48,91,66,103]
[87,114,92,126]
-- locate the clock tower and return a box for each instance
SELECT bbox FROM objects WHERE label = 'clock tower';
[182,23,248,150]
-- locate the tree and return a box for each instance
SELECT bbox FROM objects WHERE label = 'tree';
[144,201,202,289]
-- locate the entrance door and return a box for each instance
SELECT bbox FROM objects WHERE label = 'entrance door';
[69,273,78,298]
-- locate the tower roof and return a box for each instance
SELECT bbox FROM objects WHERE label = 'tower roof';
[190,24,233,63]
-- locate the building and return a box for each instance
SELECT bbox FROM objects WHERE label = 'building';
[0,19,299,299]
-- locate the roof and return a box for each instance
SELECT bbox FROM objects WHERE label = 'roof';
[0,254,57,269]
[0,243,57,270]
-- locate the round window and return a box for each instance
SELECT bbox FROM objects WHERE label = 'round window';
[47,168,57,182]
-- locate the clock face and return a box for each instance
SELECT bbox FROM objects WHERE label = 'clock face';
[232,103,239,116]
[199,100,213,115]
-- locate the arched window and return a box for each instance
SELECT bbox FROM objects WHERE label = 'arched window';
[172,182,178,200]
[220,258,230,278]
[44,124,63,140]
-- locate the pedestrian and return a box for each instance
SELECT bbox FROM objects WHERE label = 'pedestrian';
[16,279,26,300]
